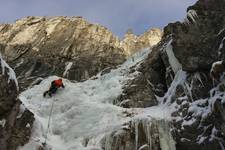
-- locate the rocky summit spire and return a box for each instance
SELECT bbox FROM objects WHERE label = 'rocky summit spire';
[121,28,162,55]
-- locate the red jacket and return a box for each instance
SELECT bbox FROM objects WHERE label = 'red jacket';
[53,79,64,88]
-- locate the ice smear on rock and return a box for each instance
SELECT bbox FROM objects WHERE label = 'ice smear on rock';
[63,62,73,77]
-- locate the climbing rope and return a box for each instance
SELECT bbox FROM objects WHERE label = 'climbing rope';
[43,98,56,146]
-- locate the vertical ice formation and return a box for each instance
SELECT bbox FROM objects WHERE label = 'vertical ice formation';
[165,40,182,74]
[0,53,19,90]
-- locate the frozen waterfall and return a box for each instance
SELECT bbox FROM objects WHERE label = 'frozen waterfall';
[18,48,177,150]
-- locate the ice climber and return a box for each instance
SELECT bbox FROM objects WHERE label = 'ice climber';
[43,78,65,97]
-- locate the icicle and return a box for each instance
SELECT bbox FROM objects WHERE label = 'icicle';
[165,39,182,74]
[219,37,225,50]
[184,9,198,24]
[162,70,187,104]
[134,120,139,150]
[0,53,19,91]
[146,121,152,150]
[158,120,176,150]
[138,144,148,150]
[218,37,225,57]
[193,72,204,86]
[104,134,112,150]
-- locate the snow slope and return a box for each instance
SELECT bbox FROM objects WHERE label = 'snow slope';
[18,48,174,150]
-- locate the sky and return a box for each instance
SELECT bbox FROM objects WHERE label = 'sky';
[0,0,197,37]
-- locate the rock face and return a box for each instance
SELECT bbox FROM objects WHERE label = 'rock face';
[117,45,167,108]
[164,0,225,72]
[0,55,34,150]
[0,16,161,90]
[147,0,225,149]
[121,28,162,55]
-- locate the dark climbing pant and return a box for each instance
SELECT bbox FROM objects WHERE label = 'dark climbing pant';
[43,86,57,97]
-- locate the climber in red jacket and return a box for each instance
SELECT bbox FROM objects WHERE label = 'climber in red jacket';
[43,78,65,97]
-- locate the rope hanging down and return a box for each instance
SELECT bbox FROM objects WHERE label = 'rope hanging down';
[44,98,56,145]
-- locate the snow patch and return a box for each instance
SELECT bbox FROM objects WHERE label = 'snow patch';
[26,123,31,128]
[17,104,26,119]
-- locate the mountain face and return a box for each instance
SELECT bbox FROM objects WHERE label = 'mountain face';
[0,17,161,90]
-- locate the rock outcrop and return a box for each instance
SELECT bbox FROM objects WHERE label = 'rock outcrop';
[0,55,34,150]
[0,16,161,90]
